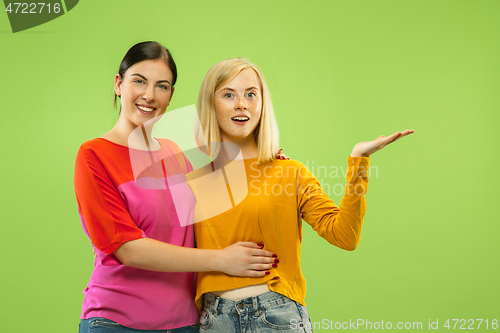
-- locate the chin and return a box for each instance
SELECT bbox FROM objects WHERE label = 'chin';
[230,132,253,139]
[221,127,256,142]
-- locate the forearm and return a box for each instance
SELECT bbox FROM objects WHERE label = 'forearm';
[334,195,367,250]
[335,156,369,249]
[313,202,365,251]
[114,237,221,272]
[307,156,369,250]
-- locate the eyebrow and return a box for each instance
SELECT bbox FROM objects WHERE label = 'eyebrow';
[131,73,171,85]
[220,86,259,92]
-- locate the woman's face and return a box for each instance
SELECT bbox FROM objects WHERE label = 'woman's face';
[214,68,262,143]
[114,59,174,127]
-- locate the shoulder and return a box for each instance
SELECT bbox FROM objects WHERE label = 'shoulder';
[156,138,193,172]
[266,158,308,172]
[156,138,183,153]
[75,138,135,183]
[247,159,312,180]
[280,159,306,168]
[77,138,102,160]
[76,138,125,165]
[78,138,114,154]
[272,159,316,182]
[246,158,307,170]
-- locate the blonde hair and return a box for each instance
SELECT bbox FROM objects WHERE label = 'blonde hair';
[196,58,279,164]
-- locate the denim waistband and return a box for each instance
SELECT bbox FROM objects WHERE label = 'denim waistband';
[203,291,294,315]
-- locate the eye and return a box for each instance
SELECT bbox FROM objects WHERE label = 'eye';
[134,79,145,84]
[158,84,169,90]
[224,93,234,98]
[247,92,256,98]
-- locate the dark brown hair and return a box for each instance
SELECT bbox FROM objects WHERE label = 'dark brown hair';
[114,41,177,108]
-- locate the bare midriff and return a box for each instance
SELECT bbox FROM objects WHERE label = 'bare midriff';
[211,282,271,301]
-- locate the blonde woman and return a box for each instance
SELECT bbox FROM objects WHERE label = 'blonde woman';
[189,58,414,332]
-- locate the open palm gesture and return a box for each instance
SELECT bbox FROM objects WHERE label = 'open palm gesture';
[351,130,414,157]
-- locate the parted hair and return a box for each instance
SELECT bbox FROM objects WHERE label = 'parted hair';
[196,58,279,164]
[114,41,177,108]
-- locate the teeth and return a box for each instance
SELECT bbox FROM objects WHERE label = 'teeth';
[137,105,155,112]
[232,117,249,121]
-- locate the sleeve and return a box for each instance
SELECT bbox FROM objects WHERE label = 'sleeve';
[156,137,194,174]
[297,156,370,251]
[74,145,145,256]
[184,153,194,173]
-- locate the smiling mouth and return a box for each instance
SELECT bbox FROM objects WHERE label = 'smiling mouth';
[136,104,156,112]
[231,116,249,122]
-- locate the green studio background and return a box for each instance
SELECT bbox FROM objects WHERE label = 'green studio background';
[1,0,499,332]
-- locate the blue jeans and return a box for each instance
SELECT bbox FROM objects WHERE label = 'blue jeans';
[78,317,200,333]
[200,292,313,332]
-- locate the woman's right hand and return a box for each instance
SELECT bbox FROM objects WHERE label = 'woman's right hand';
[350,129,414,157]
[216,242,278,277]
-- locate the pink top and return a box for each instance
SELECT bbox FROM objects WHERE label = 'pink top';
[74,138,199,330]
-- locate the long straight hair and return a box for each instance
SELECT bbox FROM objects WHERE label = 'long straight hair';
[197,58,279,164]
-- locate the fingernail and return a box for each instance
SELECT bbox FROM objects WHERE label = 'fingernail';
[265,271,270,275]
[272,264,277,268]
[257,243,264,247]
[274,259,279,263]
[272,254,277,258]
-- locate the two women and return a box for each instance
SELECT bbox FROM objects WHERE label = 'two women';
[75,41,413,332]
[75,42,277,332]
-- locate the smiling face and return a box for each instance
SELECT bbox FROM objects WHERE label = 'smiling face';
[114,59,174,127]
[214,68,262,144]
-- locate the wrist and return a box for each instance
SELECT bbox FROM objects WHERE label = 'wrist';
[210,249,223,272]
[350,150,368,157]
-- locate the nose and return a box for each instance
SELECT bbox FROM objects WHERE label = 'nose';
[142,84,155,102]
[235,96,247,110]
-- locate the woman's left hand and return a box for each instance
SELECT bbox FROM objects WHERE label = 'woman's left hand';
[276,149,290,160]
[351,129,415,157]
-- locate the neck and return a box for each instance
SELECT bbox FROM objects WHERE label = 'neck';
[220,133,259,160]
[105,113,158,150]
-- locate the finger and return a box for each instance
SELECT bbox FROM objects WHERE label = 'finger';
[249,263,277,271]
[391,129,415,142]
[383,131,402,144]
[250,249,277,258]
[388,131,401,139]
[243,270,270,277]
[391,129,414,139]
[236,242,264,249]
[250,256,279,264]
[400,129,415,137]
